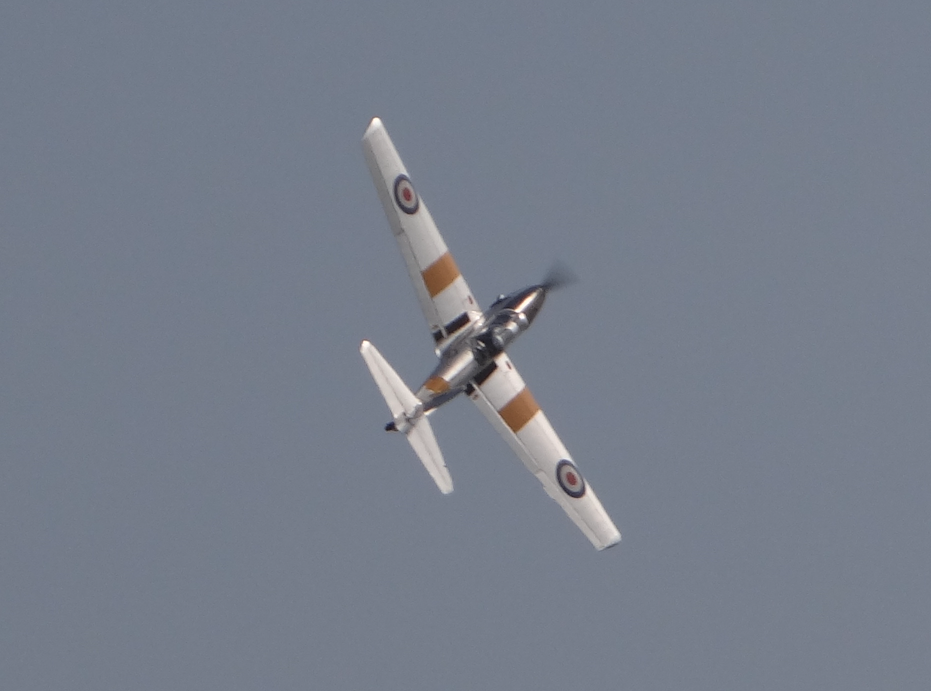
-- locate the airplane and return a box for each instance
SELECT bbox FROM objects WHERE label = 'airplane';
[359,117,621,550]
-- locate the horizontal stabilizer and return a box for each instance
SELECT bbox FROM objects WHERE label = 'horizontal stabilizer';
[360,339,419,420]
[360,340,453,494]
[404,417,451,494]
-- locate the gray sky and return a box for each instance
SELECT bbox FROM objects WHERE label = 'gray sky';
[3,1,930,689]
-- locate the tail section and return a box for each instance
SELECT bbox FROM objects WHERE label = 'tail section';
[360,340,453,494]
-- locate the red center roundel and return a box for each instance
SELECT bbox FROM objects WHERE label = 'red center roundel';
[556,460,586,498]
[393,175,419,214]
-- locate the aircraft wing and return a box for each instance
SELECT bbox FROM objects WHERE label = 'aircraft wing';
[362,118,481,350]
[465,352,621,550]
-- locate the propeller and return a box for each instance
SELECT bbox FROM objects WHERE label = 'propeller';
[540,260,578,293]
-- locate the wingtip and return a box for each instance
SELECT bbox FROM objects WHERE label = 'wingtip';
[364,117,384,138]
[599,532,622,551]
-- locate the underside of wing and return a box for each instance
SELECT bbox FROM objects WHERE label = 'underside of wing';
[362,118,480,350]
[465,353,621,550]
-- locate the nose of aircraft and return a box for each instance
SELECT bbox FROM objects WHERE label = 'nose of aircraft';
[528,261,576,323]
[517,286,547,324]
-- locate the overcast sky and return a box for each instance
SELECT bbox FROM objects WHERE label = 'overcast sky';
[3,2,930,689]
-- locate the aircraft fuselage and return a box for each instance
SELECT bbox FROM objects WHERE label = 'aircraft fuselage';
[413,285,547,409]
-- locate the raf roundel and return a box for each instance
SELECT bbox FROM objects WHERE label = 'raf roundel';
[556,460,586,498]
[393,174,419,215]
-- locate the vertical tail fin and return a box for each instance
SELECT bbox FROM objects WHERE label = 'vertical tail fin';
[360,340,453,494]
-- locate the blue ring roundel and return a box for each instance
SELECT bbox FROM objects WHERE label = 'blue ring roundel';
[556,460,586,498]
[393,174,419,215]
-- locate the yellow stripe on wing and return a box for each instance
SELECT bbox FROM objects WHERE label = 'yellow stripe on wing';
[498,387,541,433]
[421,252,461,297]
